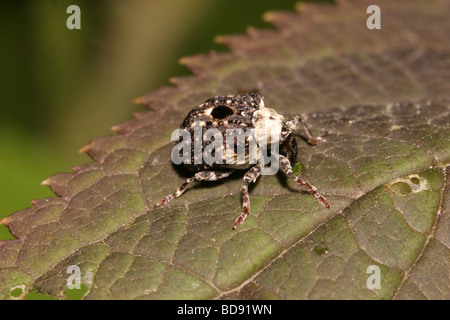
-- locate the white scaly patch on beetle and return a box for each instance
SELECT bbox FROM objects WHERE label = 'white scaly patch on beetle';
[204,107,213,116]
[252,98,284,148]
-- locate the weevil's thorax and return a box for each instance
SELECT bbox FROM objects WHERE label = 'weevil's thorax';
[252,102,298,165]
[251,99,286,148]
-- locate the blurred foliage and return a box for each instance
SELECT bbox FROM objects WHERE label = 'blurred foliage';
[0,0,332,236]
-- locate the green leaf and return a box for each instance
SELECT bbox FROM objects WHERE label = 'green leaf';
[292,163,304,175]
[0,0,449,300]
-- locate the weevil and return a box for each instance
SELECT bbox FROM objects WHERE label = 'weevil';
[154,93,330,229]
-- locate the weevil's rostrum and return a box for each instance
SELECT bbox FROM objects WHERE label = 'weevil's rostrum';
[154,93,330,229]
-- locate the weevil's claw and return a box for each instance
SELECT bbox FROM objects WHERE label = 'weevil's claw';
[319,196,331,209]
[232,213,246,230]
[154,201,164,209]
[308,187,330,209]
[154,196,173,209]
[309,131,329,145]
[317,131,329,143]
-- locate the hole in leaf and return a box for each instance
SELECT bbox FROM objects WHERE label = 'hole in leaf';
[292,162,304,175]
[211,105,234,119]
[64,284,89,300]
[388,174,427,196]
[314,244,329,256]
[390,182,412,196]
[10,287,23,298]
[24,289,58,300]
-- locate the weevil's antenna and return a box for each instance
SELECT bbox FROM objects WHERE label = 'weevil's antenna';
[293,115,328,145]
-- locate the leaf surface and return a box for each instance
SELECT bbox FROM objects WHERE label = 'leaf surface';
[0,0,449,299]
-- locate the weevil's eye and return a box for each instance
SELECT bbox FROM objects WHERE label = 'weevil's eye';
[211,105,234,119]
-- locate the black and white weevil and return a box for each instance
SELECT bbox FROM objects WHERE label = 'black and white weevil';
[154,93,330,229]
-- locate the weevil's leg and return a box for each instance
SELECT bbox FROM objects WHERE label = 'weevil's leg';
[154,177,196,209]
[194,170,234,182]
[232,163,262,230]
[299,118,328,145]
[279,155,330,208]
[154,170,234,209]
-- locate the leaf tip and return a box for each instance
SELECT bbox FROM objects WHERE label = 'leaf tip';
[79,144,91,154]
[214,35,227,45]
[0,216,10,226]
[111,125,122,133]
[133,96,144,105]
[178,56,190,66]
[40,178,51,187]
[262,11,277,23]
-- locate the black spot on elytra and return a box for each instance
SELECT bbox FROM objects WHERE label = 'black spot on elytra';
[211,105,234,119]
